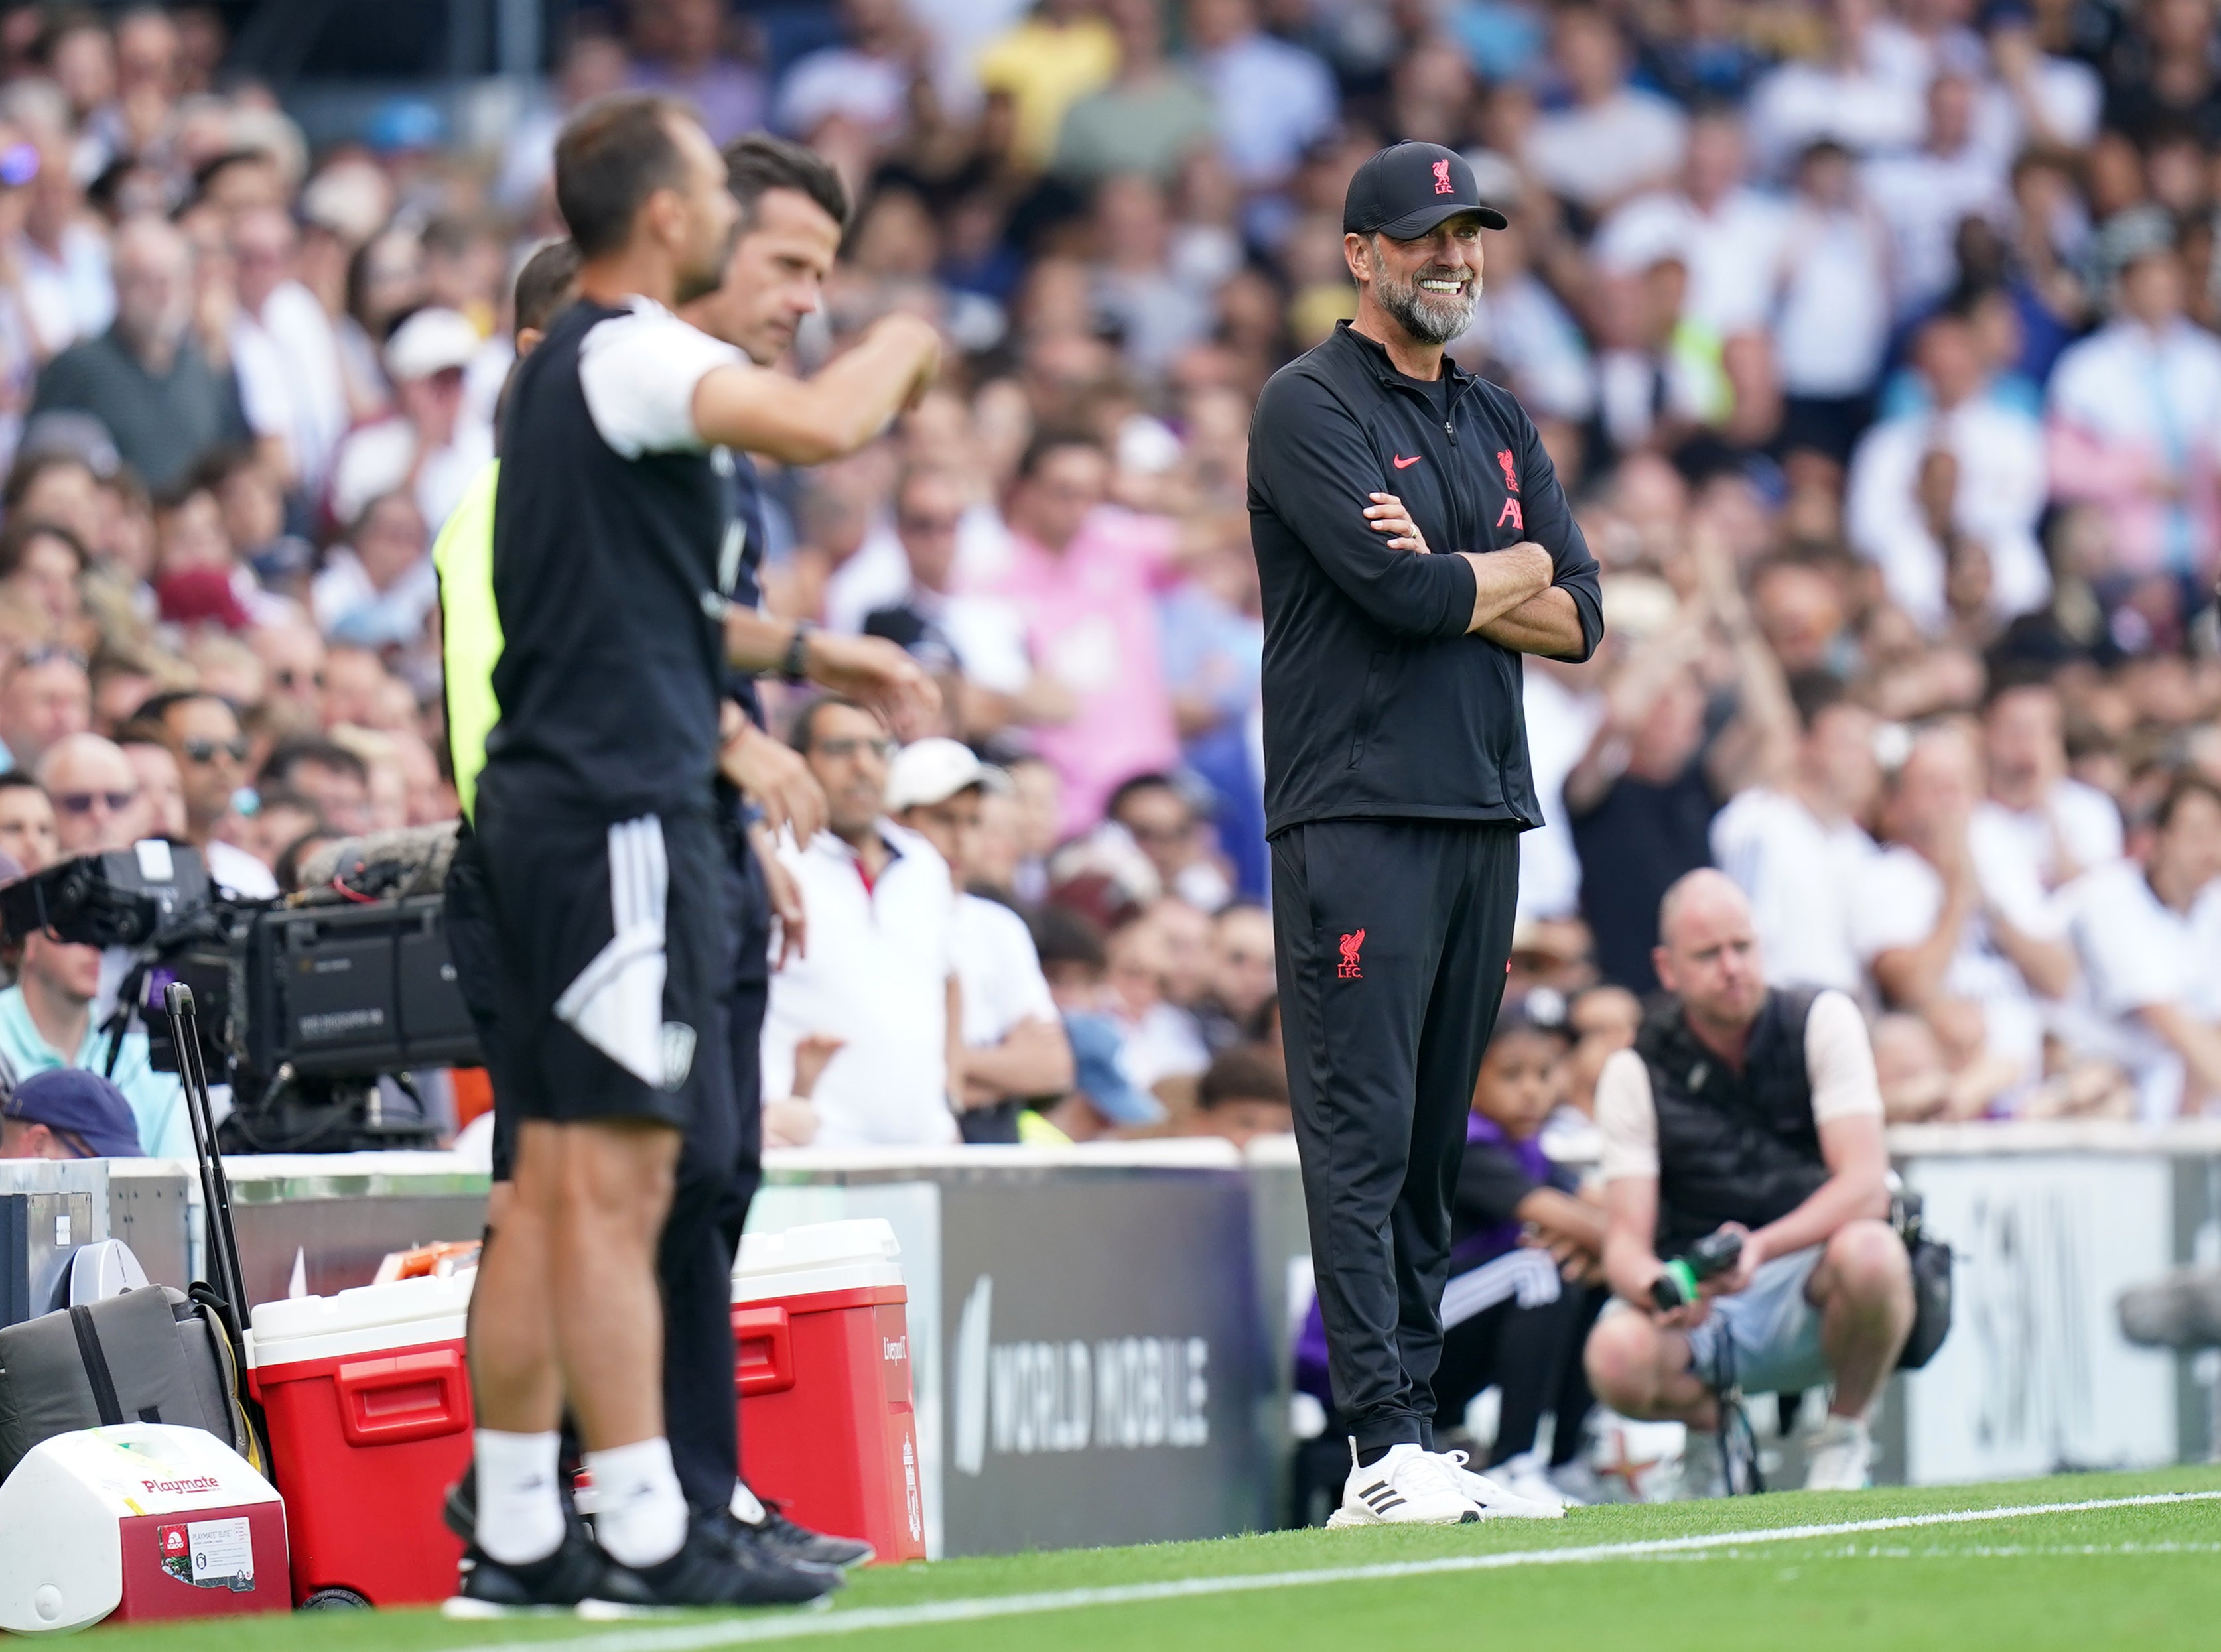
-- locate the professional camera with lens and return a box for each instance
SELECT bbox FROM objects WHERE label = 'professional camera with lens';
[0,833,480,1152]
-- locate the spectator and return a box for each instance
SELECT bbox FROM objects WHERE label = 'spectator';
[1088,173,1215,379]
[888,737,1074,1144]
[35,731,146,856]
[1594,107,1787,340]
[978,0,1118,174]
[2045,229,2221,586]
[1710,676,1881,995]
[0,770,55,869]
[1851,722,2075,1098]
[1771,140,1893,468]
[1185,1041,1292,1145]
[1103,907,1210,1094]
[0,1069,143,1161]
[1105,772,1229,911]
[131,689,275,897]
[248,619,326,735]
[1524,6,1688,216]
[2058,773,2221,1121]
[629,0,763,145]
[763,699,963,1148]
[1052,0,1216,186]
[1743,0,1925,180]
[775,0,915,146]
[0,641,90,775]
[1845,306,2050,630]
[226,204,348,497]
[117,732,186,839]
[0,926,186,1155]
[1973,674,2123,891]
[1185,0,1337,191]
[310,489,437,649]
[1859,70,2010,318]
[326,306,490,534]
[862,464,1036,726]
[990,429,1184,832]
[28,215,249,490]
[1193,900,1276,1053]
[1032,901,1163,1139]
[259,735,371,836]
[0,517,87,638]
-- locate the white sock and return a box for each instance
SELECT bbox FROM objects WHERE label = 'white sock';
[730,1480,766,1525]
[586,1437,688,1568]
[473,1429,564,1566]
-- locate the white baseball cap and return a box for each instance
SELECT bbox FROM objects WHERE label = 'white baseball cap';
[886,738,1008,812]
[383,306,480,382]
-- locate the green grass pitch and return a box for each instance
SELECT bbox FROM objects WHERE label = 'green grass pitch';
[94,1467,2221,1652]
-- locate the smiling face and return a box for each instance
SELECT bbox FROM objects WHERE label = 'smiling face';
[1349,214,1487,347]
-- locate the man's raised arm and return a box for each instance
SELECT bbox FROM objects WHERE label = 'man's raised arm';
[691,314,941,466]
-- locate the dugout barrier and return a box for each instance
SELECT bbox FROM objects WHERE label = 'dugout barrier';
[3,1124,2218,1556]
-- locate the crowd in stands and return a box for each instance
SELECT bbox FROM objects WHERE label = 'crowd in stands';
[0,0,2218,1159]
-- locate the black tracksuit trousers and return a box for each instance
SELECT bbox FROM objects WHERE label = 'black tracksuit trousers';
[1272,819,1520,1454]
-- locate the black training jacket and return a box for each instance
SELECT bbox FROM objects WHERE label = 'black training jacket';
[1247,321,1605,839]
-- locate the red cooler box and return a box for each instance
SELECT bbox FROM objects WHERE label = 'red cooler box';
[246,1271,475,1606]
[732,1219,925,1564]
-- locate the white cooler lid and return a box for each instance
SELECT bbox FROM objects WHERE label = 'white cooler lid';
[248,1270,476,1366]
[732,1218,904,1303]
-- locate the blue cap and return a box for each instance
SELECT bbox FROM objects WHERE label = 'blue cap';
[4,1070,145,1158]
[366,97,446,155]
[1063,1013,1164,1127]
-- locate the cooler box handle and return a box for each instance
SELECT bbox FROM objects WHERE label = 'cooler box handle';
[335,1348,472,1446]
[734,1306,795,1396]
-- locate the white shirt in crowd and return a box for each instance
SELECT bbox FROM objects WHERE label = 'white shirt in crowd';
[1844,399,2051,629]
[1595,186,1789,336]
[1860,143,2009,317]
[232,281,351,493]
[1595,989,1884,1183]
[1850,838,2066,1082]
[1710,787,1877,996]
[1772,203,1893,398]
[954,892,1058,1049]
[1523,89,1689,212]
[1516,667,1602,924]
[1971,781,2123,892]
[2057,862,2221,1123]
[763,822,961,1149]
[1196,27,1338,187]
[1463,273,1597,424]
[1744,54,1925,180]
[824,503,1014,637]
[327,416,494,538]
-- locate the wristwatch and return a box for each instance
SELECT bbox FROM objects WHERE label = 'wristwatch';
[779,621,816,685]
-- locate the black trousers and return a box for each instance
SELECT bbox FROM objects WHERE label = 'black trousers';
[451,820,769,1515]
[1272,818,1520,1454]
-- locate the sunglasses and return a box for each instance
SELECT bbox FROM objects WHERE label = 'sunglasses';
[181,737,250,765]
[273,668,326,690]
[55,790,136,816]
[14,643,87,672]
[812,737,896,762]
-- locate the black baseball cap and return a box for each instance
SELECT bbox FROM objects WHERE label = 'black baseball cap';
[3,1069,145,1157]
[1343,142,1509,239]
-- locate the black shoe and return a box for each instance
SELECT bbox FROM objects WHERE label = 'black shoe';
[580,1515,840,1616]
[441,1520,605,1618]
[717,1503,876,1572]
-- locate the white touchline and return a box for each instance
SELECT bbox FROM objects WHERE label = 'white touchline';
[451,1491,2221,1652]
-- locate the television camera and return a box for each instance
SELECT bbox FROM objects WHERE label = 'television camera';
[0,832,480,1152]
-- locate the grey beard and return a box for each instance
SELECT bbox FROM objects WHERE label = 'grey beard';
[1375,270,1480,346]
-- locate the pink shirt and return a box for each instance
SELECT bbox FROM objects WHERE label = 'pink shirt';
[987,507,1183,833]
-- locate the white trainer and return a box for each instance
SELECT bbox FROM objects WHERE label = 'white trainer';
[1802,1414,1872,1491]
[1432,1450,1568,1519]
[1483,1450,1584,1510]
[1327,1442,1481,1527]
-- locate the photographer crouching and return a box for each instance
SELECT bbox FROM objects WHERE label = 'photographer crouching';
[1583,869,1913,1495]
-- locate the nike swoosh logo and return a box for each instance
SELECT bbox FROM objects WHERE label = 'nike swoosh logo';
[1392,454,1421,469]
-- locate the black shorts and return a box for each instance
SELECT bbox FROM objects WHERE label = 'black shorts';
[473,787,723,1133]
[442,820,525,1179]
